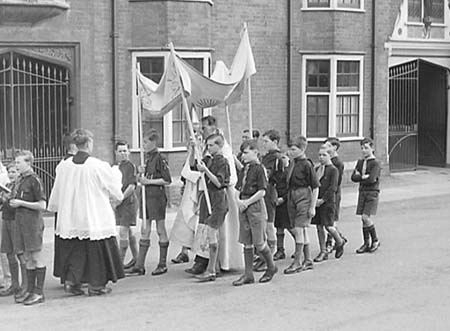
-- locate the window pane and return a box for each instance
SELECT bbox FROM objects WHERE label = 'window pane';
[425,0,444,23]
[307,0,330,7]
[408,0,422,22]
[137,57,164,83]
[337,61,359,92]
[336,95,359,137]
[306,60,330,92]
[307,96,329,137]
[337,0,360,8]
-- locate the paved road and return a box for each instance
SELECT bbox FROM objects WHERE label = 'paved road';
[1,191,449,330]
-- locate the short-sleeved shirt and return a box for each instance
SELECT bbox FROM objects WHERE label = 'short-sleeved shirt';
[119,160,137,205]
[202,154,230,192]
[316,164,338,205]
[261,149,283,185]
[236,161,268,199]
[287,157,320,190]
[15,171,46,219]
[331,156,344,189]
[1,181,16,221]
[144,149,172,197]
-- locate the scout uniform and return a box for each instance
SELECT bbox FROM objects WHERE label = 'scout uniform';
[115,160,138,227]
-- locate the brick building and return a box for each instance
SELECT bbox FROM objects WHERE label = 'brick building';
[0,0,449,196]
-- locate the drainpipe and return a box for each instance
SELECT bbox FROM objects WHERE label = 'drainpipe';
[111,0,119,144]
[370,0,375,139]
[287,0,293,141]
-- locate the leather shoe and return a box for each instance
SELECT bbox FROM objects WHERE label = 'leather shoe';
[151,265,168,276]
[123,259,136,269]
[64,284,85,296]
[313,252,328,263]
[283,263,302,274]
[15,291,31,304]
[0,286,17,297]
[273,250,286,261]
[356,243,371,254]
[335,241,346,259]
[185,263,206,275]
[23,293,45,305]
[232,275,255,286]
[125,266,146,276]
[171,252,189,264]
[301,261,314,271]
[88,287,112,296]
[369,240,380,253]
[253,259,266,272]
[259,266,278,283]
[195,272,216,282]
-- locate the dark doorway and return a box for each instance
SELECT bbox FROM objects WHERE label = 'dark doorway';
[388,59,448,171]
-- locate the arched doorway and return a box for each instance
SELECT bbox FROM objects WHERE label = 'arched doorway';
[0,51,71,194]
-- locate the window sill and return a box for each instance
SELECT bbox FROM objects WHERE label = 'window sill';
[406,22,446,27]
[0,0,69,25]
[307,136,364,143]
[130,146,187,153]
[301,8,365,13]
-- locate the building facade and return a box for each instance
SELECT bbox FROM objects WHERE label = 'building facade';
[0,0,449,195]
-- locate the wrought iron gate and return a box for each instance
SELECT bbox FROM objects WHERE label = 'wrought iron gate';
[0,51,70,195]
[388,60,418,171]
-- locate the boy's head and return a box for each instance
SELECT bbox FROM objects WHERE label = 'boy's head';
[143,129,159,152]
[360,137,375,158]
[115,140,130,162]
[205,133,224,156]
[318,144,332,165]
[63,132,77,155]
[242,129,260,141]
[324,137,340,153]
[287,135,307,159]
[261,129,280,151]
[240,139,260,164]
[15,150,34,174]
[6,161,18,181]
[201,115,218,140]
[71,129,94,152]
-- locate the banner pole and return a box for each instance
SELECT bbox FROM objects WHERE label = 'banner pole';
[247,77,253,135]
[136,63,147,230]
[225,103,232,146]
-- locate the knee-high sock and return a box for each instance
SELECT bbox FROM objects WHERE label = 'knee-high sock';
[119,239,129,263]
[26,269,36,294]
[207,243,218,273]
[34,267,46,295]
[135,239,150,269]
[158,242,169,267]
[317,227,326,253]
[362,227,371,245]
[258,245,275,270]
[129,235,138,260]
[303,244,312,263]
[368,225,378,242]
[276,232,285,251]
[294,243,303,265]
[8,260,19,289]
[20,262,27,290]
[243,248,254,278]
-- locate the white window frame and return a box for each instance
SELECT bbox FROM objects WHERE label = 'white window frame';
[301,54,364,142]
[406,0,447,27]
[302,0,365,12]
[131,51,210,152]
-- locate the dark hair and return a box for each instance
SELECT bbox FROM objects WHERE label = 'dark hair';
[360,137,374,148]
[6,161,16,170]
[319,144,333,156]
[201,115,217,127]
[206,133,225,148]
[144,129,159,142]
[71,129,94,148]
[262,129,280,143]
[243,129,260,139]
[115,140,129,150]
[288,135,308,150]
[62,132,75,150]
[15,150,34,165]
[324,137,340,150]
[240,139,259,153]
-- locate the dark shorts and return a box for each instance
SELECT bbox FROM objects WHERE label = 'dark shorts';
[15,212,44,253]
[334,189,341,222]
[239,199,267,246]
[141,194,167,220]
[311,204,335,227]
[115,201,138,227]
[274,201,291,229]
[356,191,379,216]
[1,218,16,254]
[199,190,228,229]
[287,187,312,228]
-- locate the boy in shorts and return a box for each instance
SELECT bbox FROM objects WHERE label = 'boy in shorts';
[284,136,319,274]
[312,145,345,262]
[114,141,138,269]
[0,162,27,299]
[10,151,47,305]
[194,133,230,282]
[351,138,381,253]
[233,139,278,286]
[127,129,172,276]
[324,137,347,252]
